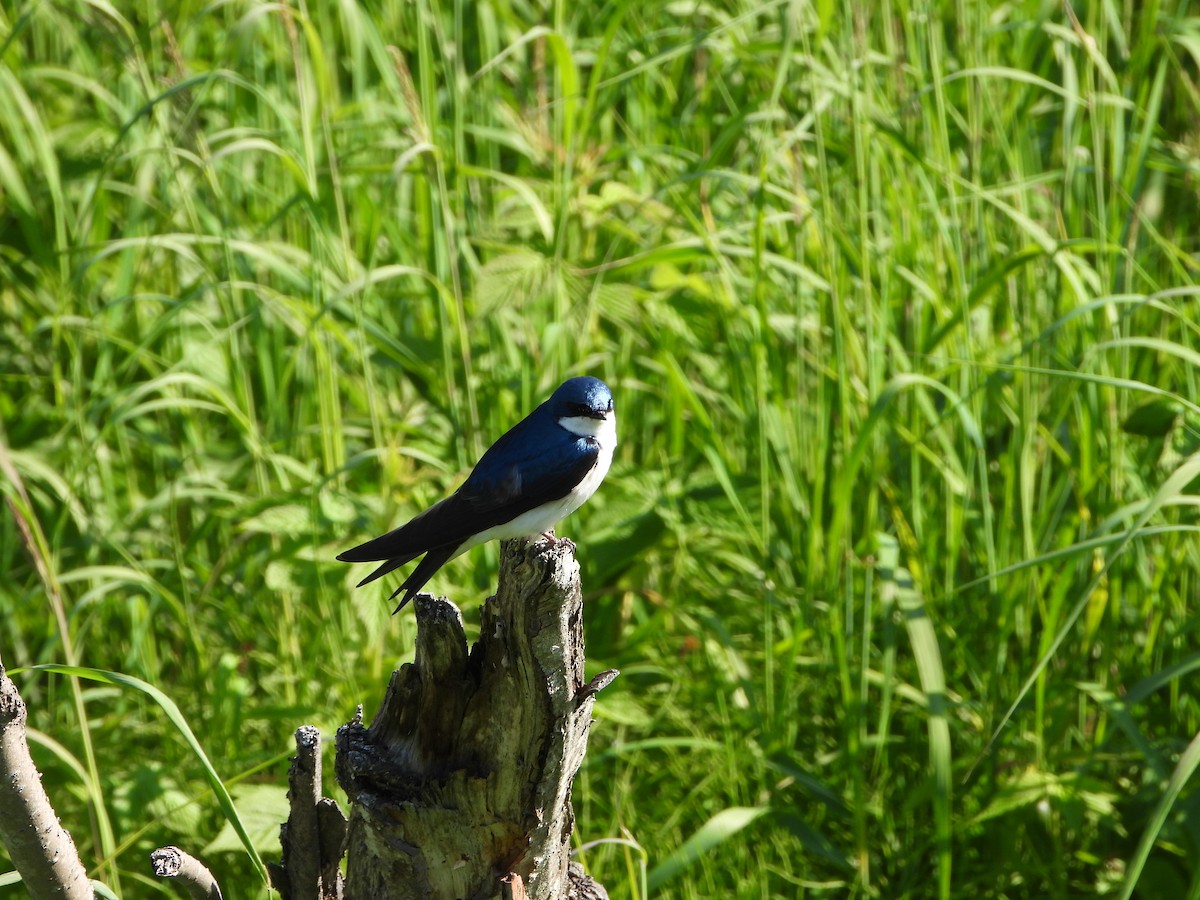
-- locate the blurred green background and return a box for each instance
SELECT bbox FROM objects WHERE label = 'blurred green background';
[3,0,1200,897]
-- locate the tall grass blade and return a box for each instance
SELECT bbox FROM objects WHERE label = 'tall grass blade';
[878,534,952,898]
[19,664,268,886]
[973,453,1200,777]
[1119,728,1200,900]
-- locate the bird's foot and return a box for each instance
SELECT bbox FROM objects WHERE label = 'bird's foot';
[541,530,559,545]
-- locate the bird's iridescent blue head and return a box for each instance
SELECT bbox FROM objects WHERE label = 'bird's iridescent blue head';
[551,376,616,443]
[552,376,613,418]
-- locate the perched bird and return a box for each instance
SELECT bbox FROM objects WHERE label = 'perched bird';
[338,376,616,611]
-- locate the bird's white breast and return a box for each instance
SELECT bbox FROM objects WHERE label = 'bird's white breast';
[459,412,616,553]
[557,411,616,511]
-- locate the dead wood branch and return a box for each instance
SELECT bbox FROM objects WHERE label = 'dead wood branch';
[149,845,223,900]
[0,659,93,900]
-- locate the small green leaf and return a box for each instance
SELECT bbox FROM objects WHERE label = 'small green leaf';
[265,560,298,592]
[590,692,653,727]
[647,807,769,890]
[203,784,290,855]
[1122,399,1180,437]
[240,504,311,536]
[320,490,357,524]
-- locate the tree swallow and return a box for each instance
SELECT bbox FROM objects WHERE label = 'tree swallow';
[338,376,616,611]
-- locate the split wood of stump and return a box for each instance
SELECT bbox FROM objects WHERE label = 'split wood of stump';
[270,724,348,900]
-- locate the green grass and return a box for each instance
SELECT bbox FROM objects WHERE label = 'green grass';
[4,0,1200,896]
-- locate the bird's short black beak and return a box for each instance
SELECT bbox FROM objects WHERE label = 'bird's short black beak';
[569,399,612,420]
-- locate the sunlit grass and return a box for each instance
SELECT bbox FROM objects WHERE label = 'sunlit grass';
[3,0,1200,897]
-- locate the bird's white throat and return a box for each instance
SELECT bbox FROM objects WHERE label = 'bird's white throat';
[558,412,617,447]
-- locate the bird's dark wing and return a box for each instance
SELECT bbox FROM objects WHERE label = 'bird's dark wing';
[339,438,599,565]
[463,432,600,516]
[337,437,600,610]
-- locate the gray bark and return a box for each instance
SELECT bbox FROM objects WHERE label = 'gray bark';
[335,537,614,900]
[0,659,93,900]
[270,725,347,900]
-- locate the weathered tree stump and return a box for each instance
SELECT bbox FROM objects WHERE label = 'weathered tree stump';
[335,537,613,900]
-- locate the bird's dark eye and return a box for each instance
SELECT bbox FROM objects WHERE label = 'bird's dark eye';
[569,402,590,416]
